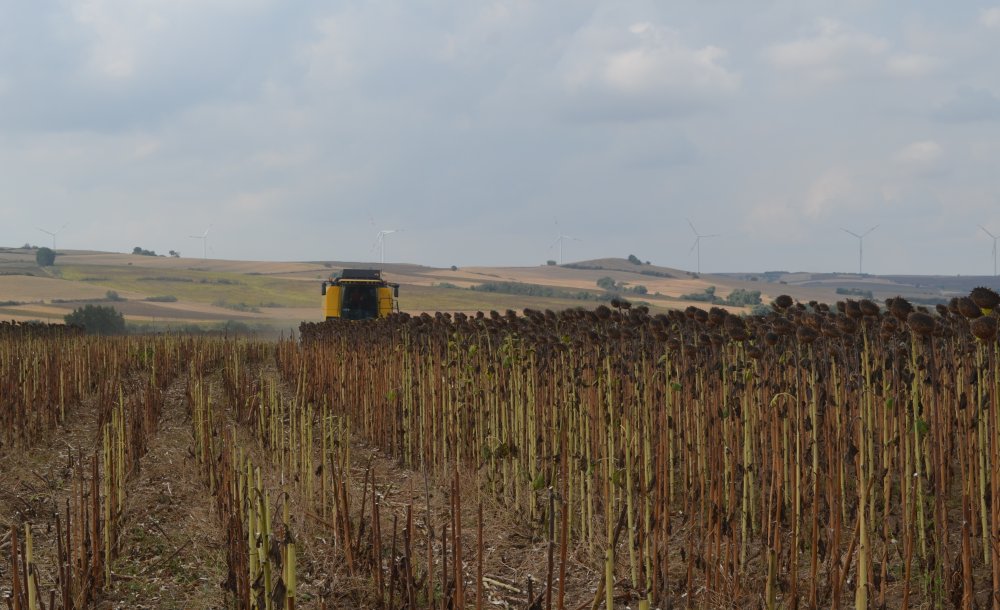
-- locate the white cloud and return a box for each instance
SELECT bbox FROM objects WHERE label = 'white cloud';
[803,168,853,219]
[71,1,170,79]
[745,200,808,243]
[886,53,940,78]
[981,7,1000,29]
[133,139,161,159]
[766,19,888,82]
[934,87,1000,122]
[558,21,739,119]
[894,140,943,165]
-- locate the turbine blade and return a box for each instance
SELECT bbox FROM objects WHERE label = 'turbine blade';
[861,225,879,237]
[686,218,698,235]
[689,237,699,254]
[841,228,861,239]
[981,225,997,239]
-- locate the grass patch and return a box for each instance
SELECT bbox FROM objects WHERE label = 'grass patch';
[212,299,261,313]
[57,264,316,307]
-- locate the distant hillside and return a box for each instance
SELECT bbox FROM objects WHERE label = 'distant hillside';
[6,247,979,332]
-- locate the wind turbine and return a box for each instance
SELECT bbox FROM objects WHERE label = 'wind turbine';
[37,223,68,250]
[189,225,212,259]
[841,225,878,275]
[686,219,718,275]
[549,218,582,265]
[549,232,582,265]
[373,229,400,265]
[981,225,999,277]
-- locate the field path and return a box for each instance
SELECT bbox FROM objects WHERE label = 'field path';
[0,385,106,602]
[98,377,226,610]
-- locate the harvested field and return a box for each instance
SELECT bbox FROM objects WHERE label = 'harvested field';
[6,287,1000,608]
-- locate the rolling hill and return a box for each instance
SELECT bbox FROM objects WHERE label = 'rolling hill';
[2,246,997,334]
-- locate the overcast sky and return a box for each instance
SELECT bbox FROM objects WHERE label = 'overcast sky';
[3,1,1000,275]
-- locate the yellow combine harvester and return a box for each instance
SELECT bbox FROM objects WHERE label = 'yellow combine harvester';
[321,269,399,320]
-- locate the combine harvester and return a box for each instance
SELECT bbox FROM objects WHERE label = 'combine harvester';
[320,269,399,320]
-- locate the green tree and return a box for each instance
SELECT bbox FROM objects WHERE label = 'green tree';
[64,305,126,335]
[627,254,641,264]
[725,288,762,307]
[36,247,56,267]
[596,276,618,291]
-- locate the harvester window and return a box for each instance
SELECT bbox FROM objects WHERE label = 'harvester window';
[341,285,378,320]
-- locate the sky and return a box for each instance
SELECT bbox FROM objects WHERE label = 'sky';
[2,1,1000,275]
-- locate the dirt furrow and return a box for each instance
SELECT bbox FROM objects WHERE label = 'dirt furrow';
[98,377,226,610]
[0,392,104,603]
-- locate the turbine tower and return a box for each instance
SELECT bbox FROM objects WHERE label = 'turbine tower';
[841,225,878,275]
[189,225,212,259]
[374,229,400,265]
[981,225,999,277]
[549,218,581,265]
[37,223,68,250]
[550,233,581,265]
[686,219,718,275]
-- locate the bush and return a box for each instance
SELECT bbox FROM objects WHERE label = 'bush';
[470,281,612,302]
[725,288,762,307]
[546,260,557,266]
[36,247,56,267]
[145,295,178,302]
[836,287,874,299]
[132,247,158,256]
[627,254,641,265]
[596,277,618,291]
[64,305,126,335]
[680,286,720,303]
[105,290,124,302]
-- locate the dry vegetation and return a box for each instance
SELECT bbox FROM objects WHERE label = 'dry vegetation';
[6,285,1000,608]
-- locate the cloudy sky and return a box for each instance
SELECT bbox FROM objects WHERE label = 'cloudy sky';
[3,1,1000,275]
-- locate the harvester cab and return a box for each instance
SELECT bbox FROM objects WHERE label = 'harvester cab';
[321,269,399,320]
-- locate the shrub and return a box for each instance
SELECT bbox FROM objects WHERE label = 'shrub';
[36,247,56,267]
[725,289,762,307]
[597,277,618,291]
[64,304,126,335]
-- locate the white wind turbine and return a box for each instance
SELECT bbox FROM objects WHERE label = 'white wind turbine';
[37,223,68,250]
[686,219,718,275]
[549,218,582,265]
[374,229,400,265]
[841,225,878,275]
[189,225,212,259]
[550,234,581,265]
[981,226,1000,278]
